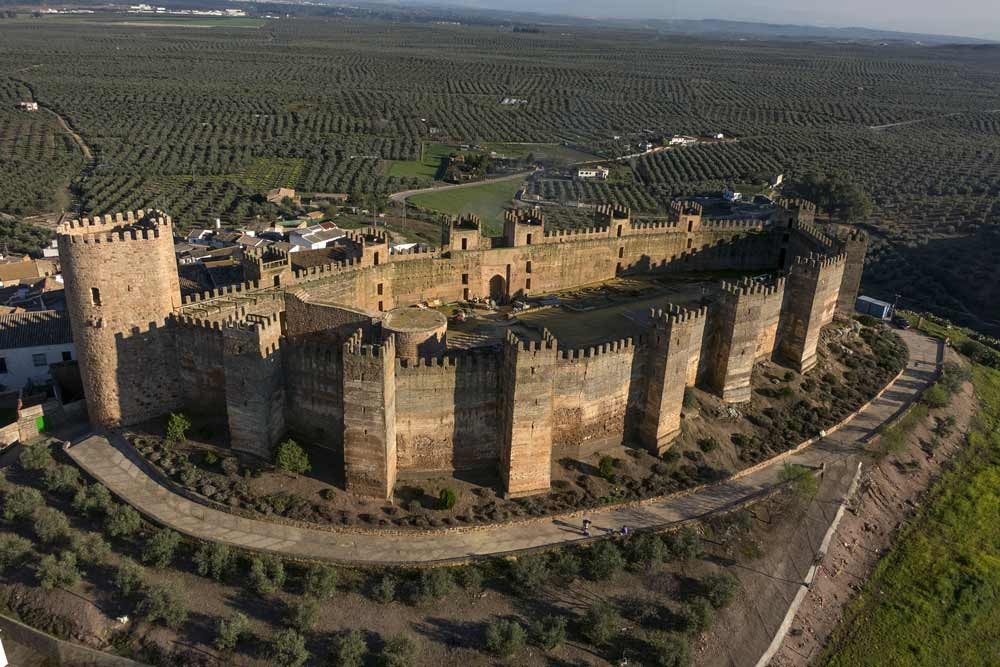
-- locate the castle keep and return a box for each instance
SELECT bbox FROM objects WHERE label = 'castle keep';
[58,200,866,499]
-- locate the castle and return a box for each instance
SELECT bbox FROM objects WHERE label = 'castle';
[57,200,867,499]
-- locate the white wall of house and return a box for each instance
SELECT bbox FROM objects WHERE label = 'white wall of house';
[0,343,76,390]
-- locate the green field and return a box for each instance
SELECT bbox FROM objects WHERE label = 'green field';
[485,142,598,165]
[822,364,1000,667]
[408,178,525,234]
[386,143,453,179]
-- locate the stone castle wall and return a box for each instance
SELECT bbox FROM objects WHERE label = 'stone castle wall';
[62,200,867,500]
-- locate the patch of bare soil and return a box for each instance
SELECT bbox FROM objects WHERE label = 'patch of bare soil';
[769,349,974,666]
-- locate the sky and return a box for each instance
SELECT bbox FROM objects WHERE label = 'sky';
[445,0,1000,40]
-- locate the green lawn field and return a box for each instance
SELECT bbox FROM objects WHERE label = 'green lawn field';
[821,363,1000,667]
[386,143,453,179]
[408,178,525,235]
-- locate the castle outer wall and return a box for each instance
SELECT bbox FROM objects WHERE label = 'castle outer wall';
[61,201,867,500]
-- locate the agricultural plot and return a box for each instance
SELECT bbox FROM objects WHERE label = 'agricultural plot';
[409,178,525,234]
[386,142,453,180]
[0,17,1000,323]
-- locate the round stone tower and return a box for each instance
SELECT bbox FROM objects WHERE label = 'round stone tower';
[58,210,183,427]
[381,307,447,358]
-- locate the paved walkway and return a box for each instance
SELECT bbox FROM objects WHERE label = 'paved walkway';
[65,330,940,565]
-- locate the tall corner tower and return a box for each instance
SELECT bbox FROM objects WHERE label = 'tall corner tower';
[57,209,183,427]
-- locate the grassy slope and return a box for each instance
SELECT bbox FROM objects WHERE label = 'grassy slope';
[386,142,453,179]
[409,177,525,235]
[822,364,1000,667]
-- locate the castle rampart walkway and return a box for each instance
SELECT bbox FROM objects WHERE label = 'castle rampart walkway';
[64,329,940,566]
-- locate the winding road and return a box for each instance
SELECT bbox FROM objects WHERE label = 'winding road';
[64,329,940,566]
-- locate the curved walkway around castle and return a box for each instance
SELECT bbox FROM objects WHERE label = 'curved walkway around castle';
[65,330,940,566]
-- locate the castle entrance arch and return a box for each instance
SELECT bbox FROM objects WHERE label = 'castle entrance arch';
[489,274,507,304]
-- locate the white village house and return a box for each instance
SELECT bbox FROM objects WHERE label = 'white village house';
[0,310,74,391]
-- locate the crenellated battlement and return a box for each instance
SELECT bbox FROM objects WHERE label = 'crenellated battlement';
[629,219,680,232]
[504,328,558,354]
[776,197,817,214]
[57,209,173,245]
[542,225,612,241]
[504,206,545,227]
[180,280,265,305]
[720,276,786,298]
[558,336,638,360]
[701,218,767,231]
[344,328,394,358]
[792,252,847,272]
[394,347,497,373]
[650,304,709,328]
[792,219,838,250]
[669,200,703,218]
[594,203,630,222]
[170,314,226,332]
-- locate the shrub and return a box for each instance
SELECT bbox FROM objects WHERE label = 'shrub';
[679,598,714,635]
[438,487,457,510]
[380,633,418,667]
[778,462,817,500]
[114,557,146,597]
[72,532,111,564]
[2,486,44,521]
[319,488,336,501]
[700,571,740,609]
[485,618,526,658]
[43,464,80,494]
[32,506,70,544]
[303,563,338,598]
[730,433,751,448]
[783,371,795,381]
[105,505,142,538]
[372,574,397,603]
[508,554,549,593]
[647,631,691,667]
[72,483,113,516]
[665,527,703,562]
[193,542,232,581]
[165,412,192,443]
[586,540,626,580]
[456,565,484,594]
[36,551,80,590]
[248,555,286,595]
[959,339,994,364]
[274,439,310,474]
[287,598,320,632]
[627,533,666,571]
[583,601,620,646]
[270,629,309,667]
[332,629,367,667]
[529,614,567,651]
[922,384,950,409]
[598,455,615,480]
[142,528,182,568]
[214,612,249,652]
[138,580,189,629]
[697,438,719,454]
[417,567,454,602]
[19,443,52,471]
[552,550,582,581]
[0,533,32,573]
[938,362,971,394]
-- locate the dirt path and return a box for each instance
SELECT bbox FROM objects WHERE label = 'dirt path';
[768,345,973,666]
[868,108,1000,131]
[388,169,536,204]
[39,105,93,162]
[65,330,939,566]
